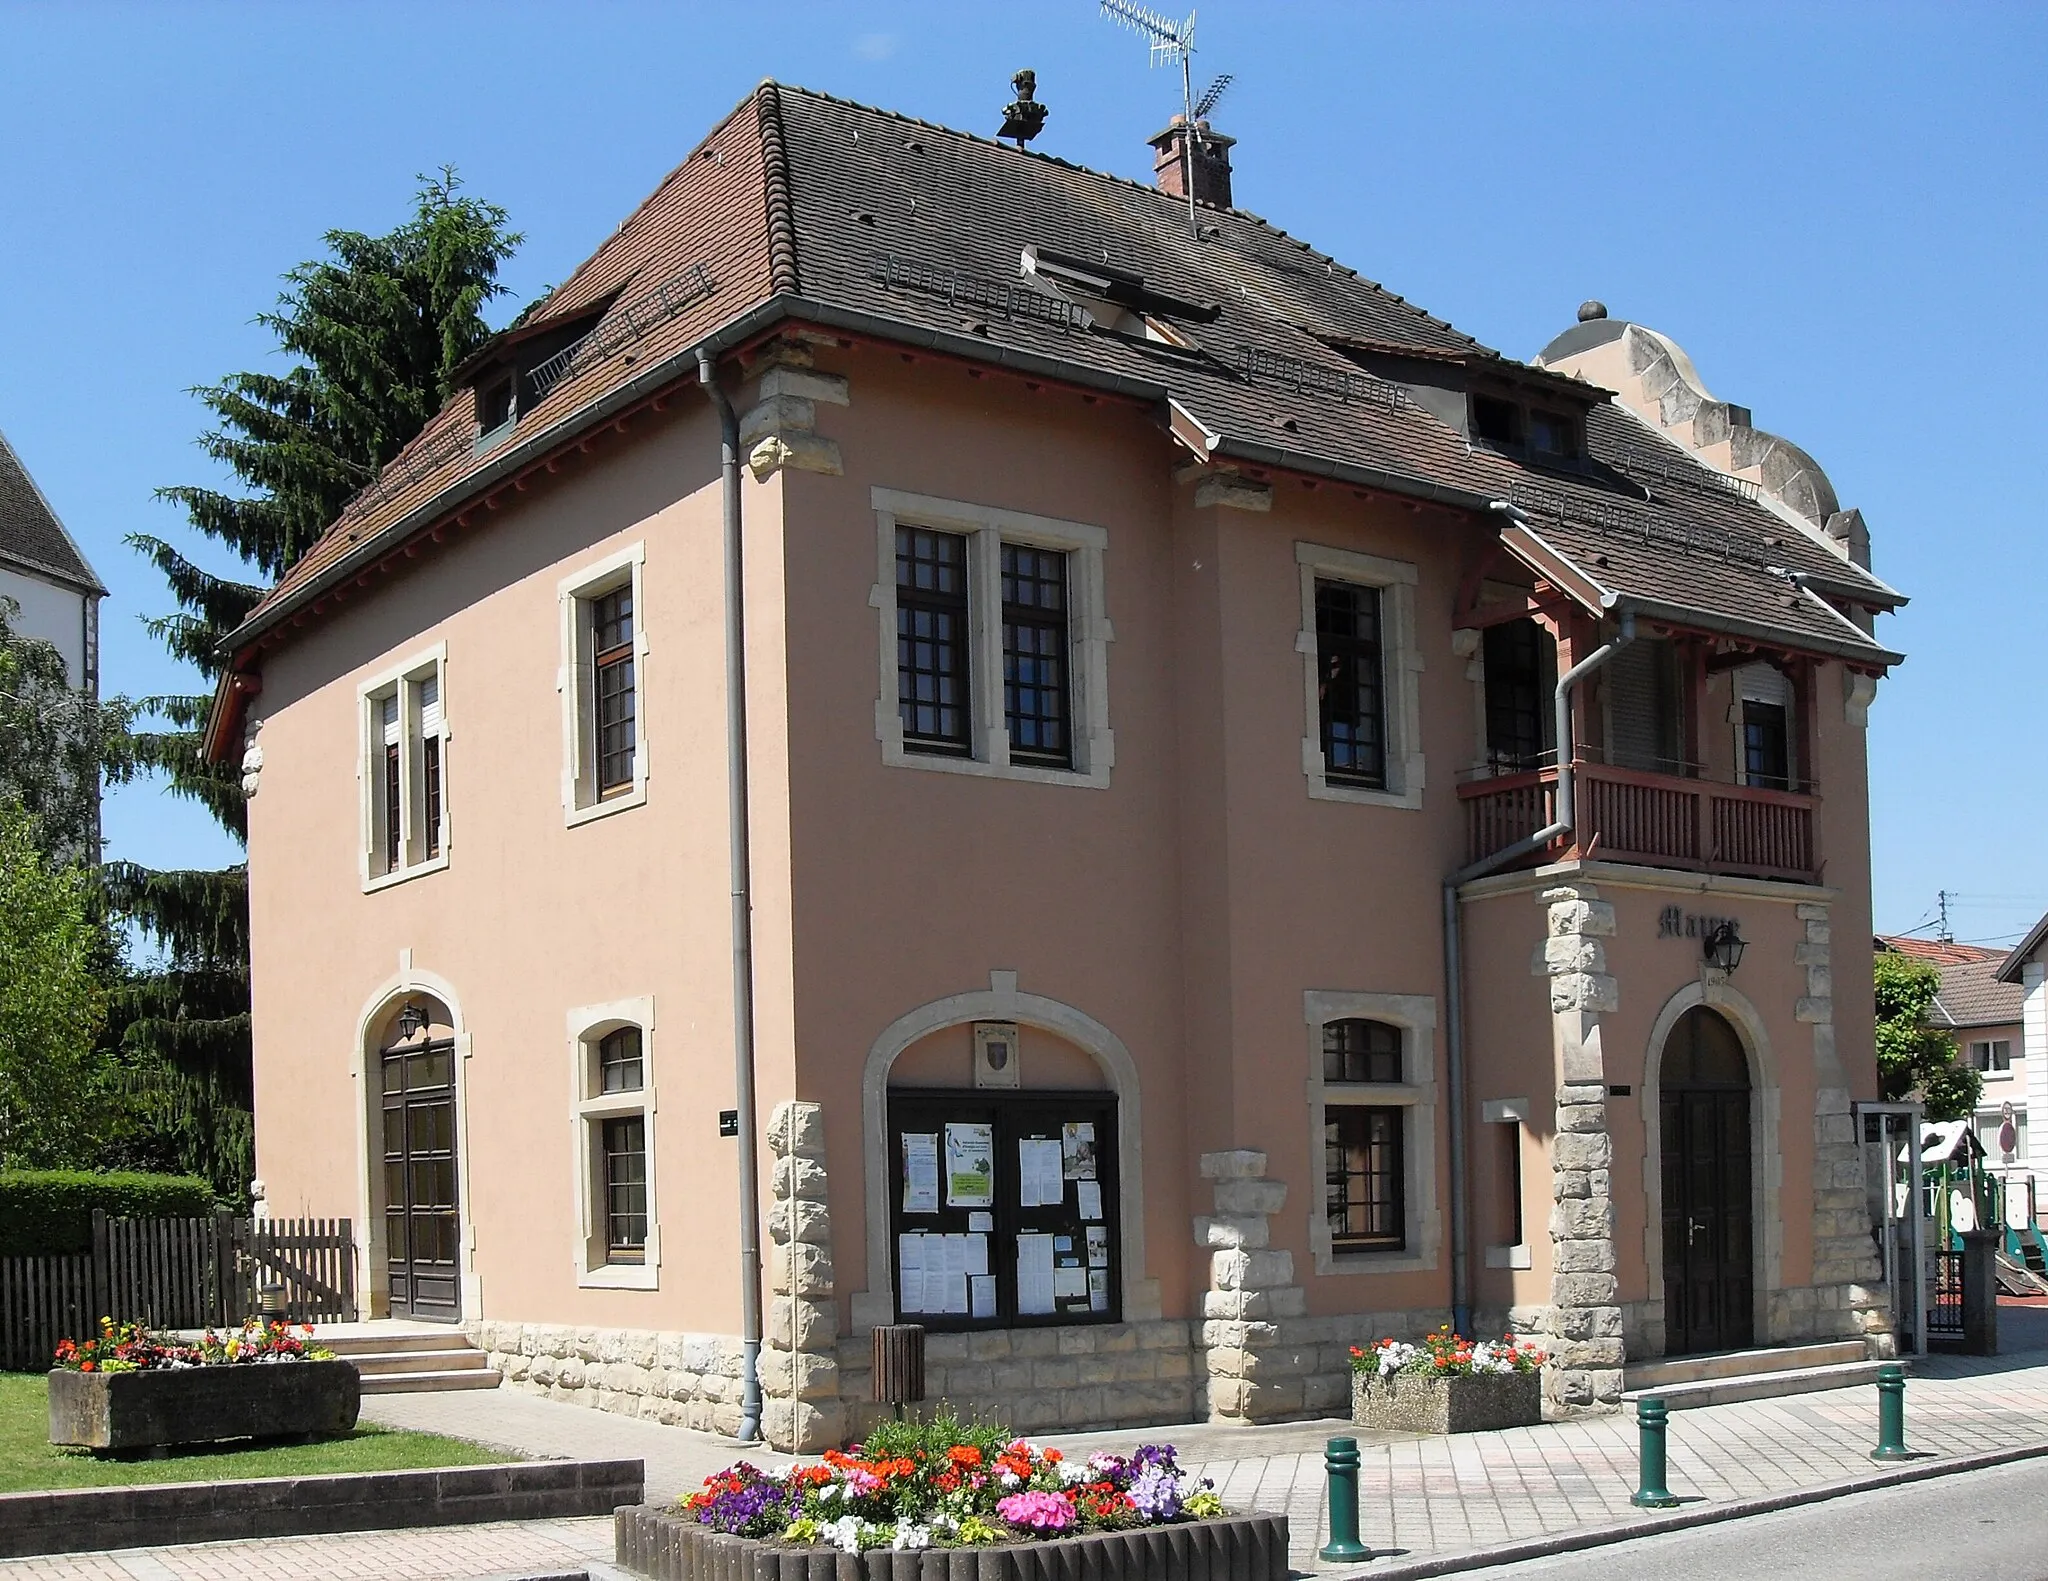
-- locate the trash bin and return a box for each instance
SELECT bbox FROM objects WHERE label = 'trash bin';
[872,1324,926,1410]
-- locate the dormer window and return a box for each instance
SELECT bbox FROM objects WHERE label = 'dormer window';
[477,377,514,439]
[1471,396,1522,449]
[1529,409,1578,461]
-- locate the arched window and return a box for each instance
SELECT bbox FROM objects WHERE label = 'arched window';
[569,1003,657,1287]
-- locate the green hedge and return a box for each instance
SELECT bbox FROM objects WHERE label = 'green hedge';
[0,1171,219,1257]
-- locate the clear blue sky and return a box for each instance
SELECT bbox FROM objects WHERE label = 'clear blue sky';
[4,2,2041,945]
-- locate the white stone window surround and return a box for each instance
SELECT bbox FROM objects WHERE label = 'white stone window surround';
[1304,989,1441,1276]
[567,995,660,1290]
[1480,1097,1534,1270]
[869,487,1115,790]
[559,542,649,827]
[1295,542,1425,810]
[357,642,450,893]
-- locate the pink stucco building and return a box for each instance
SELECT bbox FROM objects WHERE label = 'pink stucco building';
[206,84,1907,1448]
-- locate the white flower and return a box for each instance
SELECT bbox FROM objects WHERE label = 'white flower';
[998,1469,1023,1488]
[822,1516,863,1554]
[891,1520,933,1552]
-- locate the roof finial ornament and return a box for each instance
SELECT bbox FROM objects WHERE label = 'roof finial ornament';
[1578,300,1608,322]
[999,70,1049,150]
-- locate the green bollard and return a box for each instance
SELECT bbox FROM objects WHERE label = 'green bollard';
[1319,1435,1371,1561]
[1630,1396,1680,1508]
[1872,1364,1912,1462]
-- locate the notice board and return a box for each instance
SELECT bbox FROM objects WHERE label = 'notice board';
[887,1088,1119,1330]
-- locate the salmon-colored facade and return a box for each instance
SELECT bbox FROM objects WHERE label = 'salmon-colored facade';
[238,337,1893,1446]
[221,86,1907,1450]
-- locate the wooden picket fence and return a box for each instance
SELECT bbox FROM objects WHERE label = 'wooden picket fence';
[0,1214,355,1371]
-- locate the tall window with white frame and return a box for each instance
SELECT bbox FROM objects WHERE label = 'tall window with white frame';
[580,1025,650,1270]
[1000,542,1071,768]
[366,663,445,880]
[1322,1018,1406,1253]
[896,525,972,755]
[598,1029,648,1263]
[591,588,636,797]
[1316,580,1386,789]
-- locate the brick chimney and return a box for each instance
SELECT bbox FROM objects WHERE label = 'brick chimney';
[1148,116,1235,209]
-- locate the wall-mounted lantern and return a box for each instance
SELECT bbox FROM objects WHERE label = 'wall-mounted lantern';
[1703,922,1747,974]
[396,1001,428,1040]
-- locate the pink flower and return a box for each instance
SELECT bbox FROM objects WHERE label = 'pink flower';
[999,1491,1076,1534]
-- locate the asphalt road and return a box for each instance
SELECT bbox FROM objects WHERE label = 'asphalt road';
[1467,1455,2048,1580]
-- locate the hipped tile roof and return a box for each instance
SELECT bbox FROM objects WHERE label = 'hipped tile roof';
[219,82,1904,727]
[0,429,103,595]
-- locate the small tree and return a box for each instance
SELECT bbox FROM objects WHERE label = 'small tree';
[0,808,113,1167]
[1874,950,1982,1122]
[0,598,132,862]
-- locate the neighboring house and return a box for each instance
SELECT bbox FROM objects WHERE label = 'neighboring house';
[1877,936,2028,1171]
[1998,914,2048,1215]
[0,428,107,847]
[202,84,1906,1448]
[0,429,103,698]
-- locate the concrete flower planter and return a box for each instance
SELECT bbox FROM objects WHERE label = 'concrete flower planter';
[1351,1369,1541,1434]
[615,1505,1291,1581]
[48,1360,361,1452]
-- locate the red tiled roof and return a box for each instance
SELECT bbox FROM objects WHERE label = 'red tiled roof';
[207,81,1908,756]
[1876,935,2006,967]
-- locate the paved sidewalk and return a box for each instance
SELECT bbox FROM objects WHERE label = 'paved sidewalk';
[360,1384,789,1505]
[14,1324,2048,1580]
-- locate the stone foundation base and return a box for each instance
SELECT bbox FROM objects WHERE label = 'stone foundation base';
[467,1319,750,1437]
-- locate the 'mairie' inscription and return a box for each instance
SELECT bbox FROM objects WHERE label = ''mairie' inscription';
[1658,906,1736,941]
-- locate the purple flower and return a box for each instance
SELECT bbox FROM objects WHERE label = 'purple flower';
[1128,1463,1182,1522]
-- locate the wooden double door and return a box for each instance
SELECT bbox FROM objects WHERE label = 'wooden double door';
[380,1036,461,1321]
[1659,1008,1754,1355]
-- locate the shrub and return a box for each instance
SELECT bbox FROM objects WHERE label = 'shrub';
[0,1169,217,1256]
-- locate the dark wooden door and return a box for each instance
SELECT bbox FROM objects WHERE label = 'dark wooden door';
[1661,1087,1754,1353]
[381,1038,461,1321]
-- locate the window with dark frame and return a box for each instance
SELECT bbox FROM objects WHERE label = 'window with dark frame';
[1483,618,1554,772]
[896,526,973,754]
[1323,1018,1403,1084]
[592,587,636,795]
[423,737,443,859]
[478,378,514,435]
[1325,1106,1405,1252]
[601,1114,648,1263]
[1316,579,1387,788]
[1971,1039,2013,1074]
[1470,395,1522,449]
[1529,409,1578,461]
[1742,700,1791,791]
[381,701,402,874]
[598,1026,644,1093]
[1001,542,1072,767]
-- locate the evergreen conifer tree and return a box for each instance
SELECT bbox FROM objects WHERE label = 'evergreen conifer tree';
[117,171,520,1194]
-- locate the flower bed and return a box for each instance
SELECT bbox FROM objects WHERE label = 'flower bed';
[48,1320,358,1452]
[1348,1327,1546,1435]
[616,1413,1286,1579]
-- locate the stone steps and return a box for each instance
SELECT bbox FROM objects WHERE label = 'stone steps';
[313,1321,501,1394]
[1622,1342,1884,1410]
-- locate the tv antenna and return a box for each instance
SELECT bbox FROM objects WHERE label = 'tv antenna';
[1098,0,1216,238]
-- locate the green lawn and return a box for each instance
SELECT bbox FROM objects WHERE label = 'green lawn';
[0,1371,517,1492]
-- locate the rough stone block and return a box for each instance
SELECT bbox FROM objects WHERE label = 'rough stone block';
[1551,1273,1619,1307]
[740,392,818,446]
[1553,1131,1613,1170]
[1796,996,1833,1025]
[1199,1150,1269,1180]
[1212,1178,1288,1217]
[1553,1239,1617,1274]
[766,1297,837,1350]
[1549,1199,1616,1241]
[1202,1286,1306,1321]
[767,1198,832,1246]
[1550,973,1620,1014]
[758,366,850,406]
[1194,1214,1269,1249]
[772,1154,829,1200]
[969,1329,1012,1359]
[1193,473,1273,512]
[747,431,842,481]
[1544,935,1607,973]
[1550,1305,1623,1342]
[1057,1326,1099,1356]
[768,1243,834,1296]
[1211,1248,1295,1290]
[766,1101,826,1159]
[1546,896,1616,937]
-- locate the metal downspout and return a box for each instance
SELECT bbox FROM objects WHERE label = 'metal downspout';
[1442,529,1635,1335]
[699,351,764,1443]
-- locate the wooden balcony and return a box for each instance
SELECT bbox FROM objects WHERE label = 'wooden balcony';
[1458,762,1820,884]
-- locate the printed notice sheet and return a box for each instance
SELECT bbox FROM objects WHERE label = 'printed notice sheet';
[1062,1121,1097,1179]
[898,1233,927,1311]
[901,1134,940,1214]
[1019,1138,1065,1206]
[944,1123,995,1208]
[1088,1269,1110,1312]
[970,1274,998,1318]
[1086,1225,1110,1268]
[1017,1232,1057,1315]
[1076,1180,1103,1222]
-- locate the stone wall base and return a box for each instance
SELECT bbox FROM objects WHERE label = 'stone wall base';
[468,1319,749,1437]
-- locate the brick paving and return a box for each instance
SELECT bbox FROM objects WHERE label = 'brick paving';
[12,1317,2048,1580]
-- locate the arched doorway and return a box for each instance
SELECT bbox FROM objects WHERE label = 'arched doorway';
[1659,1006,1754,1354]
[374,998,462,1321]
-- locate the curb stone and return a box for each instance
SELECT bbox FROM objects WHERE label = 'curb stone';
[1314,1437,2048,1578]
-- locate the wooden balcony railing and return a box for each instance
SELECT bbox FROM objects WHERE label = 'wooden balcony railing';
[1458,762,1820,884]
